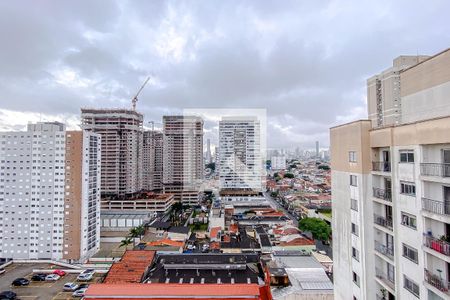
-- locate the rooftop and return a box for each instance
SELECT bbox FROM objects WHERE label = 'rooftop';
[103,250,156,284]
[84,283,271,300]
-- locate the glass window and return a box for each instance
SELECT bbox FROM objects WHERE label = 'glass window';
[400,182,416,196]
[401,212,417,229]
[350,175,357,187]
[404,276,420,298]
[349,151,357,162]
[400,150,414,163]
[402,244,418,263]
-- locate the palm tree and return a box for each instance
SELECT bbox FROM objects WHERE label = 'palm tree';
[135,225,145,239]
[119,237,133,249]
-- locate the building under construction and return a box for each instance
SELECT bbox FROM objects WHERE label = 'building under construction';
[143,130,163,191]
[81,108,143,197]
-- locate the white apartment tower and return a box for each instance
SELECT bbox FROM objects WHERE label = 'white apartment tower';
[218,117,262,194]
[81,109,143,197]
[162,116,203,205]
[0,123,101,262]
[271,156,287,171]
[332,49,450,300]
[142,130,163,191]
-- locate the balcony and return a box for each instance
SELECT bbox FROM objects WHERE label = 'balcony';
[421,163,450,177]
[372,161,391,172]
[424,234,450,256]
[373,187,392,202]
[425,269,450,294]
[374,214,393,230]
[422,197,450,216]
[375,268,395,290]
[374,240,394,259]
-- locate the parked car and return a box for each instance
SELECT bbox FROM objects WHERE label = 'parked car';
[63,282,79,291]
[76,273,93,281]
[0,291,17,300]
[31,274,47,281]
[52,269,66,276]
[81,269,95,275]
[45,274,61,281]
[0,268,5,275]
[72,288,87,297]
[77,284,89,290]
[12,278,29,286]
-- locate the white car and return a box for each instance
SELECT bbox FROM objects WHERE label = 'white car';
[45,274,61,281]
[72,288,87,297]
[77,273,93,281]
[63,282,79,291]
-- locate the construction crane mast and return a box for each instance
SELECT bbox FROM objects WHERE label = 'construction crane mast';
[131,76,150,111]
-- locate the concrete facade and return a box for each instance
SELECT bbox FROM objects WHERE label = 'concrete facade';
[81,108,143,197]
[332,48,450,300]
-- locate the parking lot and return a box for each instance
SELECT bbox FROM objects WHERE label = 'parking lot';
[0,263,102,300]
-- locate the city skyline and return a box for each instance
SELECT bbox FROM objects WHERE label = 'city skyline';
[1,1,449,149]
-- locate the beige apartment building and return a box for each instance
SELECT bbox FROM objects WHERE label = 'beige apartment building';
[143,130,163,191]
[332,48,450,300]
[63,131,101,262]
[162,115,203,205]
[81,108,143,197]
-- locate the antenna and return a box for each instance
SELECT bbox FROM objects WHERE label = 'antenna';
[131,76,151,111]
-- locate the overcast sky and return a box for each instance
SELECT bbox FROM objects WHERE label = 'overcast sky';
[0,1,449,149]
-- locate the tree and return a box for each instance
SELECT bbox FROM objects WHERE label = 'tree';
[206,162,215,171]
[119,237,133,248]
[298,217,331,241]
[284,173,294,178]
[318,164,330,170]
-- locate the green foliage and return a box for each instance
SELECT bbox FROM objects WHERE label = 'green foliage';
[298,217,331,241]
[318,164,330,170]
[270,191,279,198]
[284,173,295,178]
[119,237,133,248]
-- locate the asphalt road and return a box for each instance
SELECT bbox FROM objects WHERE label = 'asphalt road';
[263,192,333,259]
[263,192,299,223]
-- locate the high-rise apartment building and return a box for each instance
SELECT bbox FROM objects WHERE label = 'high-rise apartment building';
[162,116,203,205]
[218,117,262,198]
[206,138,212,164]
[63,131,101,262]
[143,130,163,191]
[0,123,101,262]
[271,156,286,171]
[367,55,429,128]
[81,109,143,197]
[332,48,450,300]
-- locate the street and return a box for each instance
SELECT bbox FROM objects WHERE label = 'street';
[263,192,299,223]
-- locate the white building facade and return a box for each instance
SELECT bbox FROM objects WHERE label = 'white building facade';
[332,49,450,300]
[219,117,262,192]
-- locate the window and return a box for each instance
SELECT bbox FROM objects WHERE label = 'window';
[400,150,414,163]
[351,223,359,236]
[352,272,360,287]
[350,198,358,211]
[401,212,417,229]
[404,276,420,298]
[350,175,357,187]
[400,182,416,196]
[352,247,360,261]
[402,244,418,263]
[349,151,357,162]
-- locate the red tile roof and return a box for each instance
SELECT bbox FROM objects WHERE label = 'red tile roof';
[209,226,221,239]
[146,239,184,247]
[103,251,155,284]
[84,283,271,300]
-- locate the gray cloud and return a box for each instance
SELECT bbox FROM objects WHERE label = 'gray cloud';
[0,0,449,149]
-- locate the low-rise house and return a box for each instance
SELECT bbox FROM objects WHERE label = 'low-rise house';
[167,226,191,241]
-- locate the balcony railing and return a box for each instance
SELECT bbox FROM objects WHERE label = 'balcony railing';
[373,187,392,202]
[425,269,450,293]
[374,214,393,230]
[422,197,450,215]
[424,234,450,256]
[372,161,391,172]
[421,163,450,177]
[374,240,394,259]
[375,268,395,289]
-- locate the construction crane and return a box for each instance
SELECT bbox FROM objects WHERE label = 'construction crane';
[131,76,150,111]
